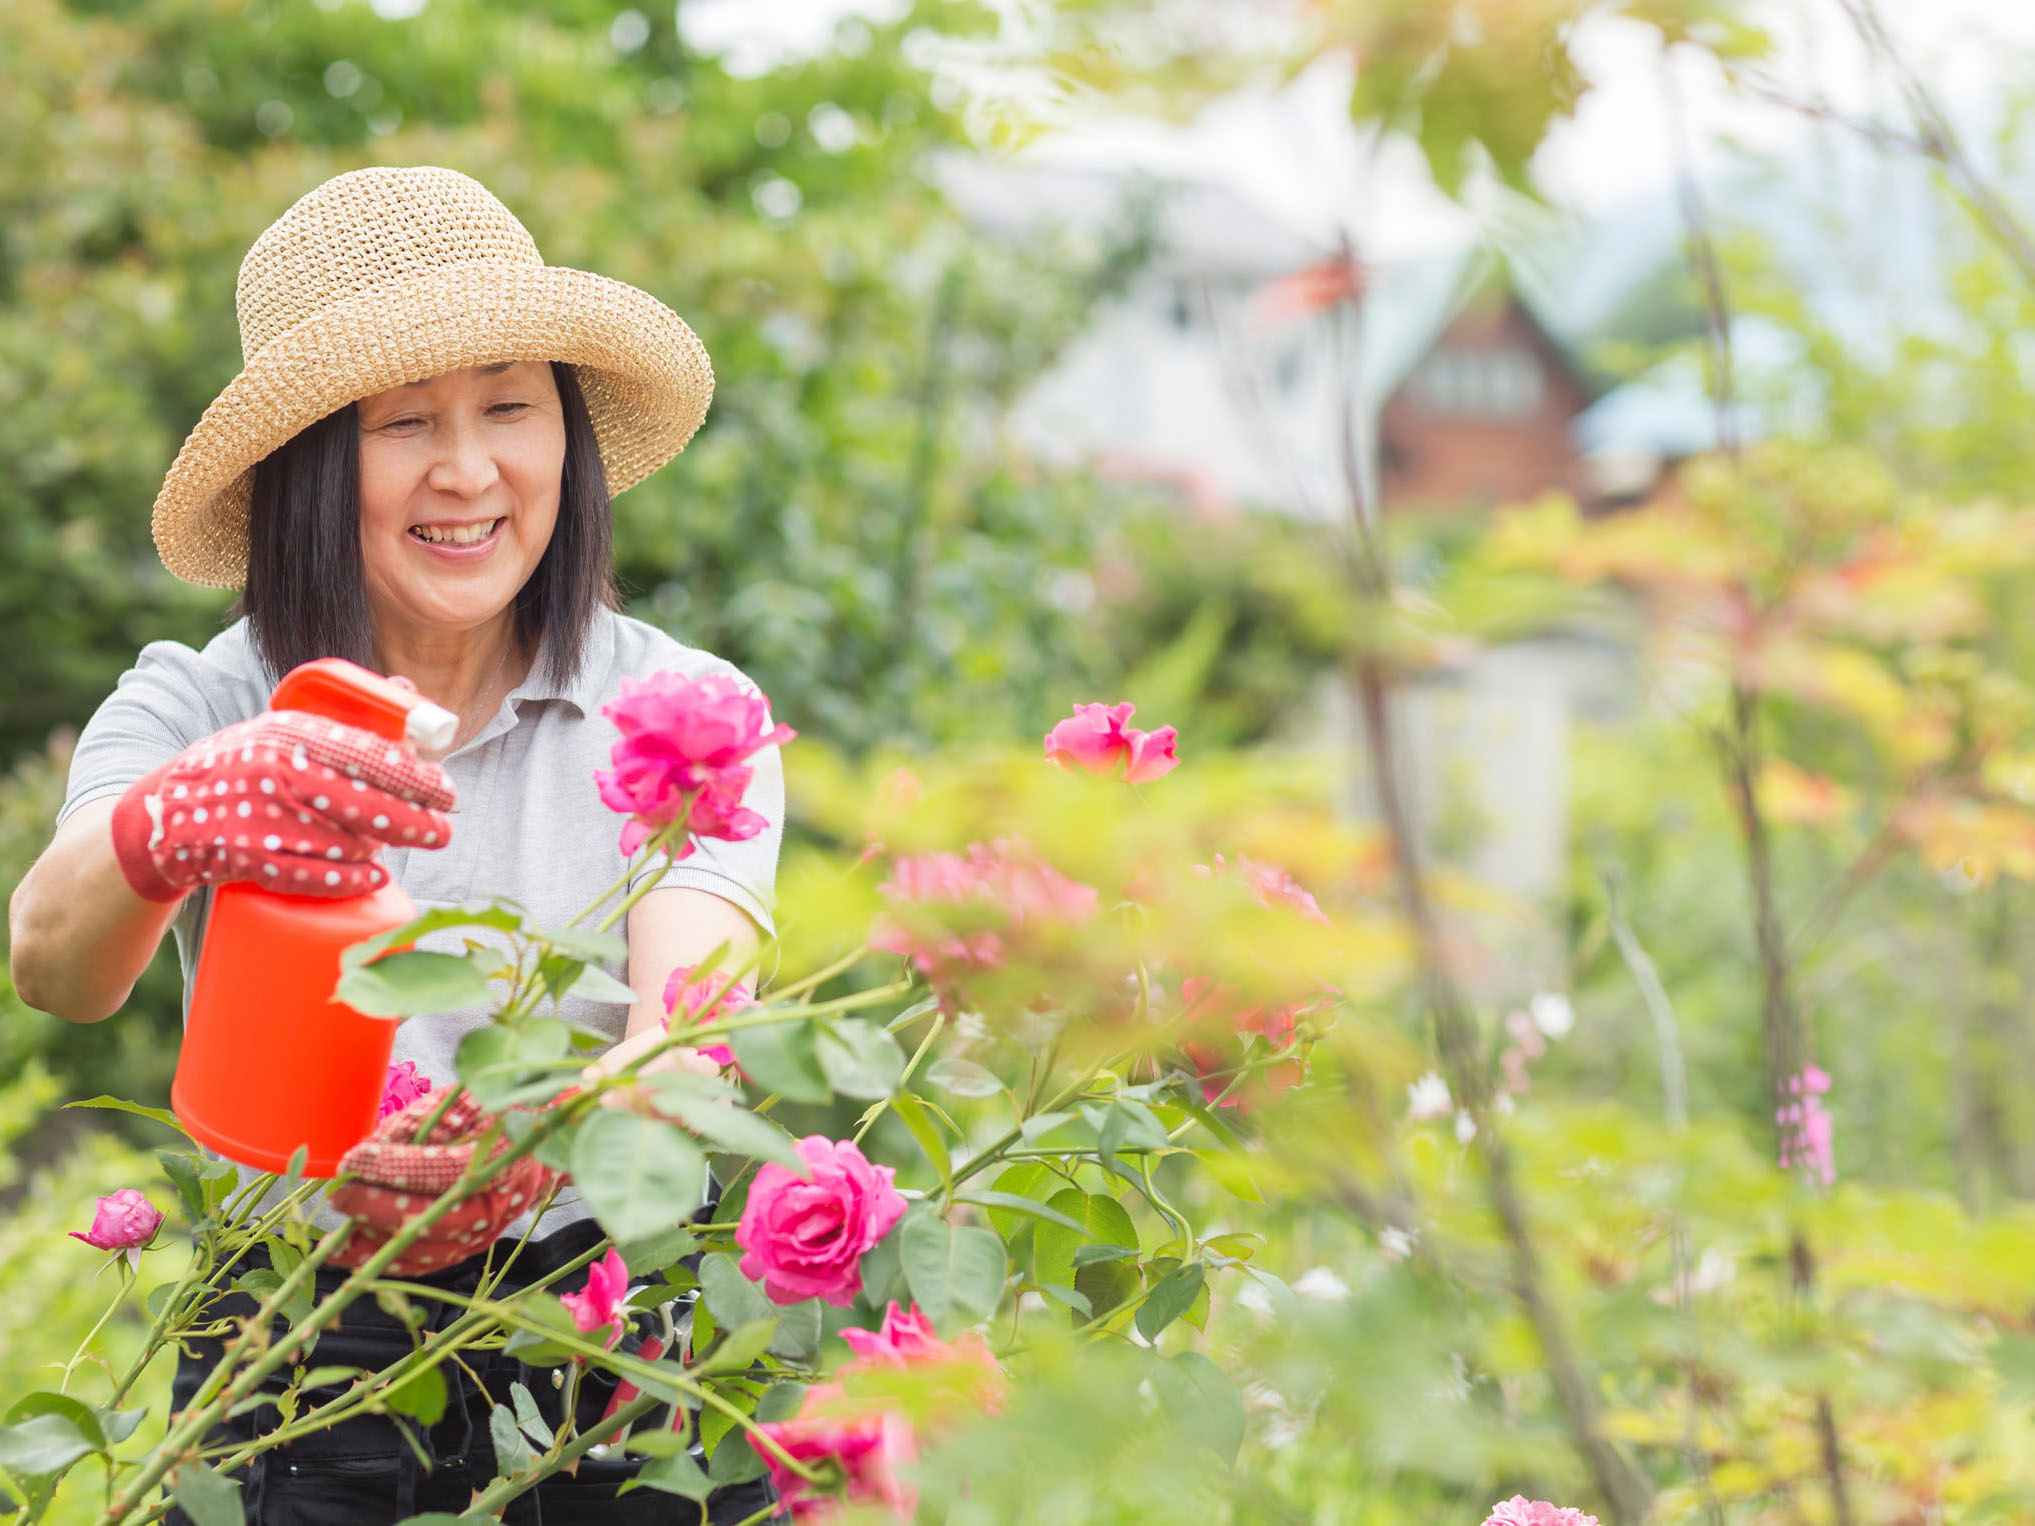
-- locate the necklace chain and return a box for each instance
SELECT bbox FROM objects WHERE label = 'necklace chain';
[450,638,515,753]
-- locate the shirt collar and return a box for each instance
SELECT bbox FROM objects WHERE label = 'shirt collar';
[510,605,617,717]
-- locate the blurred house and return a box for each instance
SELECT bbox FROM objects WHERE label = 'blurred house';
[1377,270,1601,514]
[937,155,1651,994]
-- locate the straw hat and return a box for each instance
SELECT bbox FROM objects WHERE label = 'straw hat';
[152,165,714,587]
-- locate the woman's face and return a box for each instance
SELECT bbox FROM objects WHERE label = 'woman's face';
[355,360,565,643]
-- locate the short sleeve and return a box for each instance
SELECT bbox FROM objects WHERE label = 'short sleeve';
[56,641,234,829]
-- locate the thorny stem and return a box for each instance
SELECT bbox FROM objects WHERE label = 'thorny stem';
[101,1105,573,1523]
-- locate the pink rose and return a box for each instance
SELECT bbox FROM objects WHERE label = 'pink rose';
[560,1246,629,1340]
[756,1383,918,1522]
[1484,1499,1601,1526]
[1177,977,1314,1110]
[71,1188,163,1268]
[1202,853,1330,924]
[842,1301,1008,1418]
[1044,702,1179,783]
[662,964,754,1069]
[737,1136,906,1307]
[870,838,1099,990]
[377,1060,436,1121]
[594,671,795,858]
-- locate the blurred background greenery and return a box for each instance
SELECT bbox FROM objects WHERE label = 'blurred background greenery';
[22,0,2035,1518]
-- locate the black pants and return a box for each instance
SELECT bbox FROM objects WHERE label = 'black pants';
[164,1219,778,1525]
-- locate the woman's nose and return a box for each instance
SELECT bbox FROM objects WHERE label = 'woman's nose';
[424,419,501,498]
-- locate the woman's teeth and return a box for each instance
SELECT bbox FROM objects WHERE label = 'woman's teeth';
[410,519,501,545]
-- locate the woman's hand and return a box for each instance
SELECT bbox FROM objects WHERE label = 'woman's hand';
[581,1028,724,1114]
[109,711,456,901]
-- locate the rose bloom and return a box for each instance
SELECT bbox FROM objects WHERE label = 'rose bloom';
[756,1383,917,1523]
[1485,1499,1601,1526]
[560,1246,629,1340]
[377,1060,435,1121]
[1202,853,1330,924]
[841,1300,1008,1418]
[871,838,1099,990]
[71,1188,163,1269]
[1178,976,1313,1110]
[1044,701,1179,783]
[594,670,794,857]
[737,1136,907,1307]
[662,964,754,1069]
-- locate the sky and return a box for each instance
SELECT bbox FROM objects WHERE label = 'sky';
[675,0,2035,261]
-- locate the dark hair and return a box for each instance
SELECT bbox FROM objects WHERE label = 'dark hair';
[235,360,615,684]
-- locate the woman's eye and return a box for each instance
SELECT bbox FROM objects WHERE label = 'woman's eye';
[489,402,530,417]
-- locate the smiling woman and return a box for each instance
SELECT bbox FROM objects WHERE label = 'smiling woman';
[238,357,612,725]
[5,165,787,1524]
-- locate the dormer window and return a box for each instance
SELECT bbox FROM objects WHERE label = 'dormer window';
[1409,344,1543,419]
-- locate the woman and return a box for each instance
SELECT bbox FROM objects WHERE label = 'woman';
[7,166,785,1522]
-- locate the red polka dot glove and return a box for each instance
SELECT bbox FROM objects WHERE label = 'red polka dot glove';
[108,711,456,902]
[327,1091,565,1276]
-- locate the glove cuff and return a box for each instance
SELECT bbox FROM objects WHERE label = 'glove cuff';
[110,762,184,904]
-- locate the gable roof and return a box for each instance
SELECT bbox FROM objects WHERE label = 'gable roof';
[1369,249,1605,412]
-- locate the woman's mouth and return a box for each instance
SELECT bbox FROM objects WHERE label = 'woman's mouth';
[408,517,503,548]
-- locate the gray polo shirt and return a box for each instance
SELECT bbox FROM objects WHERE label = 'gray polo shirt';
[58,607,784,1233]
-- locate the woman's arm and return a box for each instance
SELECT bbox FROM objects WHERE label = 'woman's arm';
[579,887,762,1084]
[9,798,184,1024]
[622,886,762,1038]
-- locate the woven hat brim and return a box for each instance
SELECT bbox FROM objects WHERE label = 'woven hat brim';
[152,262,714,588]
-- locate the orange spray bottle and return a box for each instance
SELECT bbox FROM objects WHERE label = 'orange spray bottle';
[172,659,458,1176]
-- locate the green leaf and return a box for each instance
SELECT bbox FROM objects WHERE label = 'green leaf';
[167,1461,243,1526]
[892,1091,953,1191]
[814,1020,905,1100]
[343,902,525,972]
[707,1430,768,1486]
[1149,1352,1245,1463]
[97,1407,144,1445]
[509,1382,553,1448]
[623,1446,712,1501]
[384,1365,447,1427]
[925,1057,1003,1097]
[1136,1262,1206,1340]
[699,1318,777,1375]
[1032,1190,1140,1294]
[757,1382,806,1423]
[63,1096,187,1136]
[535,925,629,965]
[955,1190,1087,1233]
[455,1021,573,1109]
[1039,1282,1091,1318]
[156,1149,204,1225]
[1019,1110,1078,1144]
[1073,1243,1140,1268]
[622,1431,693,1460]
[731,1020,831,1104]
[698,1252,773,1331]
[767,1298,822,1363]
[4,1393,104,1448]
[649,1090,803,1168]
[501,1295,582,1365]
[0,1413,98,1478]
[338,950,492,1018]
[900,1213,1006,1333]
[616,1225,701,1275]
[568,964,641,1006]
[573,1111,706,1244]
[489,1403,536,1479]
[1093,1098,1169,1177]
